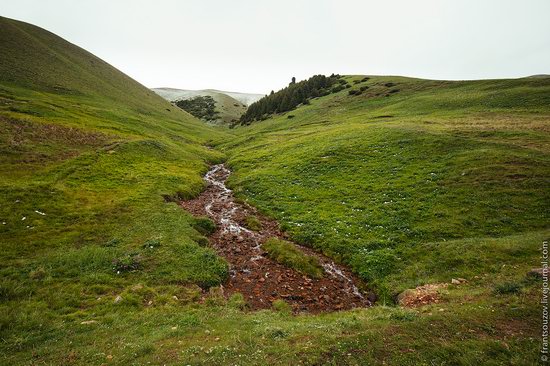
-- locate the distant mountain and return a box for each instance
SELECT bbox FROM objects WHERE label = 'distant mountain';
[152,87,264,124]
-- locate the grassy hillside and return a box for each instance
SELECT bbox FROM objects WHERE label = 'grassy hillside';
[153,87,261,125]
[221,75,549,296]
[212,75,549,362]
[0,16,233,364]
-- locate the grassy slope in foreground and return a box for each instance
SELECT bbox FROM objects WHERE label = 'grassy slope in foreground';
[0,16,232,364]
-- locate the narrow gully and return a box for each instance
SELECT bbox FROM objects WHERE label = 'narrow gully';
[181,164,373,313]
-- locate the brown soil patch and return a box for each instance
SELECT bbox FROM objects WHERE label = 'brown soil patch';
[397,283,449,308]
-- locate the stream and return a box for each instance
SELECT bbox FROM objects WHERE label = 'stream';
[181,164,373,312]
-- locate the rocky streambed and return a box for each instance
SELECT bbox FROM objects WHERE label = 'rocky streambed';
[181,164,373,313]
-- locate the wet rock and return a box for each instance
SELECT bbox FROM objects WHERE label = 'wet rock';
[80,320,98,325]
[367,292,377,303]
[451,278,467,285]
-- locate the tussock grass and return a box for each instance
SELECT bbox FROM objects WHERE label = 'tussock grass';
[244,215,262,231]
[262,238,324,279]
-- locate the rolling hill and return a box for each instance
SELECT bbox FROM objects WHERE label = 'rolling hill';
[1,14,549,365]
[152,87,263,124]
[215,74,549,363]
[0,16,231,364]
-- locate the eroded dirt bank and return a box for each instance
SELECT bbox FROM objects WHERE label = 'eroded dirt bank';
[181,164,373,313]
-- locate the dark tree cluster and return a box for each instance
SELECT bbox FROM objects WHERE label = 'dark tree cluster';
[174,96,218,121]
[239,74,345,125]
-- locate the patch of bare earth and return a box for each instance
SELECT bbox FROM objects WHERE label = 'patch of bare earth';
[397,283,449,308]
[181,164,373,313]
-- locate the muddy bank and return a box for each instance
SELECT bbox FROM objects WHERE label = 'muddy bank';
[181,164,373,313]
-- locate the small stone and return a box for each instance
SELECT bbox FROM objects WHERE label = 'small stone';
[451,278,460,285]
[114,295,123,303]
[80,320,97,325]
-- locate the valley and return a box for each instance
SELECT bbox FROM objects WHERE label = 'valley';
[0,15,548,365]
[153,87,263,125]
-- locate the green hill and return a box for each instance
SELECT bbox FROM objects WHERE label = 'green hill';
[0,16,232,364]
[153,87,262,125]
[215,75,549,362]
[1,15,549,365]
[222,75,550,291]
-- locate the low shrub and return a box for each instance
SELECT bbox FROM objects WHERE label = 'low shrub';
[113,252,141,273]
[350,248,398,282]
[390,310,417,321]
[265,326,289,339]
[331,85,345,93]
[193,235,209,247]
[494,282,522,295]
[143,238,161,249]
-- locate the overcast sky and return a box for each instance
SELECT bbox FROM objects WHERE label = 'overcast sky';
[1,0,549,94]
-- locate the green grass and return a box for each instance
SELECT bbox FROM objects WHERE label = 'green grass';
[244,214,262,231]
[1,16,548,365]
[220,75,550,298]
[0,16,232,363]
[262,238,324,279]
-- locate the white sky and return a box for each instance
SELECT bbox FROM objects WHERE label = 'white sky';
[1,0,549,94]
